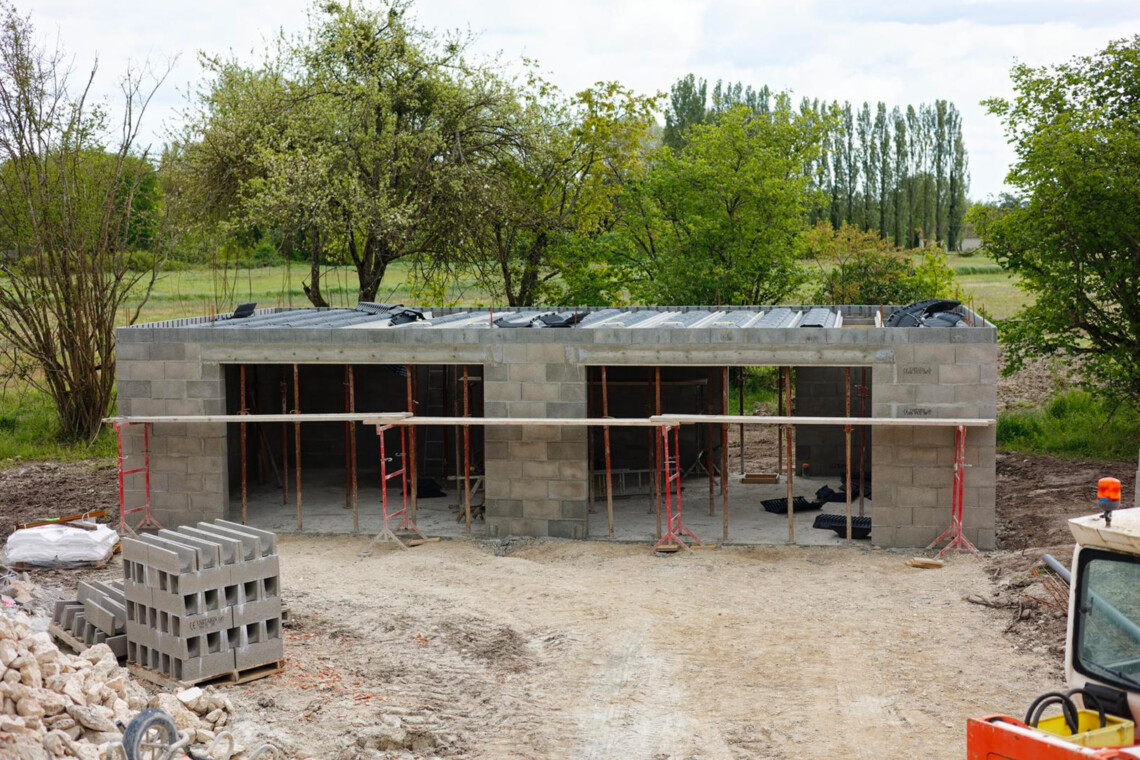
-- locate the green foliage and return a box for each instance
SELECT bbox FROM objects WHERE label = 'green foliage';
[175,0,520,305]
[808,223,955,304]
[998,390,1140,461]
[610,103,823,305]
[0,386,117,462]
[452,77,660,307]
[982,35,1140,401]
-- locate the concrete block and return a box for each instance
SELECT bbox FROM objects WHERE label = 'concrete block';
[232,597,282,627]
[524,499,564,520]
[939,364,980,385]
[521,383,561,402]
[194,523,261,560]
[234,637,283,671]
[176,526,242,564]
[214,520,277,555]
[508,364,545,383]
[140,534,204,572]
[548,520,587,539]
[175,650,237,682]
[548,480,587,500]
[522,425,561,442]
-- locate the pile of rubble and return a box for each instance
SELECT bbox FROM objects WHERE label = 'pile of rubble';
[0,610,240,759]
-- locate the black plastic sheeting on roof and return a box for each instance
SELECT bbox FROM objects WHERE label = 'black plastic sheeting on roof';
[493,310,588,328]
[885,299,966,328]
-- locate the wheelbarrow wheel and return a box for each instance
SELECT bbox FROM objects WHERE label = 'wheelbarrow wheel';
[123,708,178,760]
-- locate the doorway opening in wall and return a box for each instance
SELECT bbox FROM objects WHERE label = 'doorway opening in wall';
[222,363,485,537]
[585,365,873,545]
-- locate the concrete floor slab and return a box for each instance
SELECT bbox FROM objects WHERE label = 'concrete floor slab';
[237,470,873,546]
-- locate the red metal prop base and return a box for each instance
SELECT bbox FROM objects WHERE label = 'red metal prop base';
[653,425,702,552]
[927,424,978,557]
[115,421,163,537]
[364,423,427,552]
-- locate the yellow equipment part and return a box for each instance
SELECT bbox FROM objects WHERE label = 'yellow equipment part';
[1035,709,1135,748]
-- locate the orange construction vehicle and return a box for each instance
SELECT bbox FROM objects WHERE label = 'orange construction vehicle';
[968,477,1140,758]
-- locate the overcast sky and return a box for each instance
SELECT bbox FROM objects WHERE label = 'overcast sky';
[26,0,1140,199]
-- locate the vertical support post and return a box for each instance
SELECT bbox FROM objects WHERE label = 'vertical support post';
[453,367,462,511]
[845,367,853,546]
[785,366,794,544]
[463,365,471,535]
[647,370,656,523]
[280,380,288,507]
[707,368,715,516]
[859,367,867,518]
[721,366,729,542]
[777,367,785,474]
[293,363,302,532]
[738,367,745,475]
[343,366,352,510]
[602,366,614,539]
[240,365,248,525]
[349,365,358,532]
[407,367,418,521]
[654,366,663,540]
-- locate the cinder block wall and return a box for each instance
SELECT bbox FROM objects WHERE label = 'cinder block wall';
[116,337,228,528]
[794,367,871,479]
[483,343,588,539]
[115,309,998,548]
[869,340,998,549]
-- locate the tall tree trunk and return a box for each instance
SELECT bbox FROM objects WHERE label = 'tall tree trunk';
[302,227,329,307]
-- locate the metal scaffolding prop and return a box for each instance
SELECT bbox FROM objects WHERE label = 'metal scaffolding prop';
[927,425,978,556]
[113,421,162,537]
[654,424,702,552]
[108,400,992,548]
[363,422,430,551]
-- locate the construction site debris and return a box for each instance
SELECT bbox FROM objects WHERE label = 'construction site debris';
[50,580,127,660]
[0,608,244,760]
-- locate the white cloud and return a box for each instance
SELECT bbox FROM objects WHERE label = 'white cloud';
[25,0,1140,197]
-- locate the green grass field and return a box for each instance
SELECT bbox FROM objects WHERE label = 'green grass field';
[123,251,1030,325]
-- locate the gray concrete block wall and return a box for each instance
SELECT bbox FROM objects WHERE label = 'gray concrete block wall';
[115,313,998,549]
[483,342,589,539]
[116,334,228,529]
[794,367,870,479]
[868,341,998,550]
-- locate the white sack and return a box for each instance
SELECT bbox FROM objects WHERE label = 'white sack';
[4,523,119,565]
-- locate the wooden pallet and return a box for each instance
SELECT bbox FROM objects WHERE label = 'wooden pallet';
[48,622,88,654]
[128,659,284,690]
[741,473,779,484]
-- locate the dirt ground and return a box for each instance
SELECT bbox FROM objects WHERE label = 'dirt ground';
[208,537,1055,760]
[0,460,118,542]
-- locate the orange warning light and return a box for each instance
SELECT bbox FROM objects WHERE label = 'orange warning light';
[1099,477,1122,502]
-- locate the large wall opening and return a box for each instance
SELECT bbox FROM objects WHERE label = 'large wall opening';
[223,363,485,536]
[585,365,873,545]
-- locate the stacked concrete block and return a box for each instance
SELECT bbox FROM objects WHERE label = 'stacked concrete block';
[483,341,589,539]
[50,580,128,658]
[122,519,282,684]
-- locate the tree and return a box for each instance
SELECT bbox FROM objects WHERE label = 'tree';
[808,223,955,305]
[982,35,1140,399]
[451,79,659,306]
[178,1,518,305]
[663,74,706,152]
[615,103,824,304]
[0,3,170,440]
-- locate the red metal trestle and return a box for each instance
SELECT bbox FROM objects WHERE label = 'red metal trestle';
[927,424,977,556]
[114,421,163,537]
[364,423,427,551]
[653,424,702,552]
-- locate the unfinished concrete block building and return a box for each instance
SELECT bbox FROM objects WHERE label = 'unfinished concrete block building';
[113,304,998,549]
